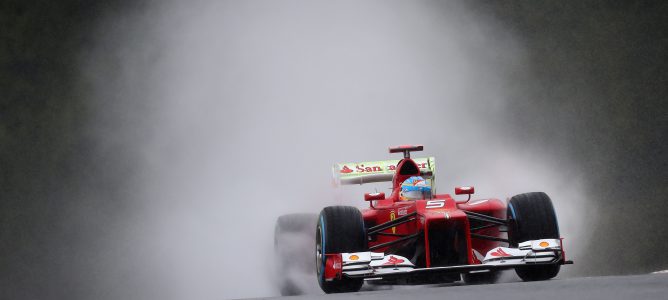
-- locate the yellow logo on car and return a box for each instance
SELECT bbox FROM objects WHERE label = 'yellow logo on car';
[390,210,396,234]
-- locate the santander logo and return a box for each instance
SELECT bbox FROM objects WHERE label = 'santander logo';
[339,162,429,174]
[383,256,405,265]
[490,248,511,257]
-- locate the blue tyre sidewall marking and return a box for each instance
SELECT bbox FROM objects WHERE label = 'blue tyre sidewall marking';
[318,215,326,284]
[508,202,517,220]
[508,202,517,245]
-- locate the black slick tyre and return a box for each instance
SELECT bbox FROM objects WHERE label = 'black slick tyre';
[507,192,561,281]
[316,206,367,293]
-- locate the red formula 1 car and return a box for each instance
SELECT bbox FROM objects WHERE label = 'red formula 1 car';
[273,145,572,295]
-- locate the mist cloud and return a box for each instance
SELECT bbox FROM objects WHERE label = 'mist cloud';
[81,1,590,299]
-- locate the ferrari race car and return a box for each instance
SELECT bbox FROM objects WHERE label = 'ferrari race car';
[273,145,572,295]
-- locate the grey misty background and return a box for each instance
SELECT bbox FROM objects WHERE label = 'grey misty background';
[1,0,667,299]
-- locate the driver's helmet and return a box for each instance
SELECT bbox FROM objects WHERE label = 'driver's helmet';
[399,176,431,200]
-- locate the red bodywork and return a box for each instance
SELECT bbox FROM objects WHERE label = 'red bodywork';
[361,157,506,269]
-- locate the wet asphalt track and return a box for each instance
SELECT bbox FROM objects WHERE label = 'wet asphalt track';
[254,274,668,300]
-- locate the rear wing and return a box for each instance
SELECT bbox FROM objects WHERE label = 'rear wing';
[332,157,435,186]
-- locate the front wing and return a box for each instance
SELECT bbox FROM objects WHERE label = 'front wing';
[323,239,573,281]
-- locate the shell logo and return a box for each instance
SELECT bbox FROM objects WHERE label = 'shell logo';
[349,254,359,261]
[539,241,550,247]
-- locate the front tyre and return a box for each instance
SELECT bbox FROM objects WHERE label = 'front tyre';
[316,206,366,293]
[507,192,561,281]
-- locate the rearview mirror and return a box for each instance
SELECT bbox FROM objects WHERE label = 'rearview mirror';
[455,186,475,195]
[364,192,386,201]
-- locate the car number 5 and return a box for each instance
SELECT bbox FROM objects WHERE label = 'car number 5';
[426,200,445,209]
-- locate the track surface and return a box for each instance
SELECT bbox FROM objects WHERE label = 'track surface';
[254,274,668,300]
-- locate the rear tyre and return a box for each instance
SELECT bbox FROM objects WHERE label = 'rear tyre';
[507,192,561,281]
[274,213,318,296]
[316,206,367,293]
